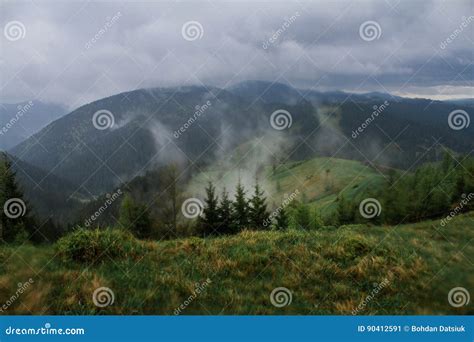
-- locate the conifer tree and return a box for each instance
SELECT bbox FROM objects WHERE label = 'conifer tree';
[336,195,355,226]
[119,193,152,239]
[199,182,219,236]
[249,182,269,229]
[217,187,233,234]
[0,153,29,242]
[159,164,183,235]
[231,181,249,232]
[274,207,289,230]
[292,202,312,230]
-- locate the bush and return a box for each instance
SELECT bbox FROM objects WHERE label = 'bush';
[56,228,146,264]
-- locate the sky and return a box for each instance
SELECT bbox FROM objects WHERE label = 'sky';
[0,0,473,110]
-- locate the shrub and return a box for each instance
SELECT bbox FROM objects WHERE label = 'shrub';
[56,228,146,264]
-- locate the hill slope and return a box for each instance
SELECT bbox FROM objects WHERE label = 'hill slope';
[10,86,318,194]
[9,82,474,198]
[1,212,472,314]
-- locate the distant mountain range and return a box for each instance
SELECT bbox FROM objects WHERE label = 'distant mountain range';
[3,153,89,223]
[444,98,474,107]
[5,81,473,222]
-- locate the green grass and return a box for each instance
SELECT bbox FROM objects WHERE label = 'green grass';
[188,156,385,210]
[1,212,473,315]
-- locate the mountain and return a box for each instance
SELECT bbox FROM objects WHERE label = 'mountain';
[444,98,474,107]
[8,81,474,222]
[0,101,66,150]
[227,80,403,106]
[2,153,88,223]
[10,85,318,195]
[227,80,303,105]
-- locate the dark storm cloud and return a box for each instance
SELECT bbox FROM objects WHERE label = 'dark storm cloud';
[0,0,472,108]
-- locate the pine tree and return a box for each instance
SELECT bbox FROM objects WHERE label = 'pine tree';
[199,182,219,236]
[441,151,455,174]
[336,195,355,226]
[0,153,30,243]
[249,182,269,230]
[119,193,152,239]
[159,164,183,235]
[274,207,289,230]
[292,202,312,230]
[217,188,233,234]
[382,171,406,224]
[231,181,249,232]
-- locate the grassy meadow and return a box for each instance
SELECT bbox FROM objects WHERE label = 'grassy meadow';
[1,212,472,315]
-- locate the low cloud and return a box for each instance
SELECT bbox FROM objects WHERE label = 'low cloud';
[1,0,472,108]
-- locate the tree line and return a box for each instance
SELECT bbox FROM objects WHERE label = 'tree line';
[0,153,45,243]
[117,177,329,239]
[335,152,474,226]
[1,151,473,244]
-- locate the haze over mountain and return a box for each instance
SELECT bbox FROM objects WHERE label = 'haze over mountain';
[7,81,472,221]
[2,1,472,108]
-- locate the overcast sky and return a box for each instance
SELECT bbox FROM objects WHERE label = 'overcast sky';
[1,0,473,109]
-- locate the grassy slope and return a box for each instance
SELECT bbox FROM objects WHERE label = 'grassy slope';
[189,156,385,214]
[1,212,473,315]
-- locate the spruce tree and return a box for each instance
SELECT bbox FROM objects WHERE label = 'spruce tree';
[0,153,29,242]
[231,181,249,232]
[119,193,152,239]
[199,182,219,236]
[382,171,406,224]
[160,164,181,235]
[293,202,312,230]
[217,188,233,234]
[249,182,269,229]
[274,207,289,230]
[336,195,355,226]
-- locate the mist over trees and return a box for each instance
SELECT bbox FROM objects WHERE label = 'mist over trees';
[1,148,474,245]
